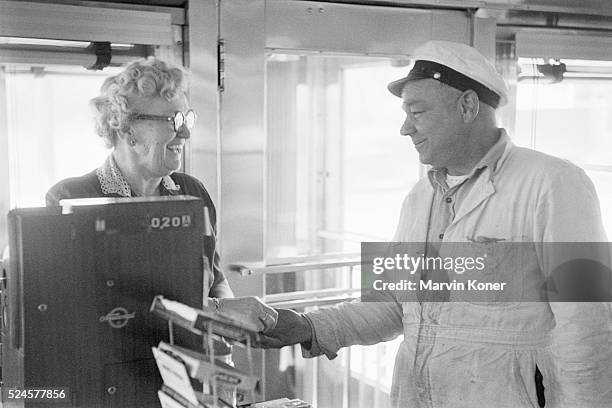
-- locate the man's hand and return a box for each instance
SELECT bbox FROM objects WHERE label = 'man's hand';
[255,309,312,349]
[217,297,278,332]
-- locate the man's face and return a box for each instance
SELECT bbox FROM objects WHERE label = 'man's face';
[400,79,465,168]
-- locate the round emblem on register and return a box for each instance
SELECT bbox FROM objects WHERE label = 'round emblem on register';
[99,307,136,329]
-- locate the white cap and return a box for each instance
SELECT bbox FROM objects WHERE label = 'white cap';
[388,40,508,107]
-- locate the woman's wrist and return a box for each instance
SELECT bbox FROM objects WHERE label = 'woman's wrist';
[209,297,220,312]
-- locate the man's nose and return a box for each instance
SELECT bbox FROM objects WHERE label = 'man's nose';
[400,116,416,136]
[176,125,191,139]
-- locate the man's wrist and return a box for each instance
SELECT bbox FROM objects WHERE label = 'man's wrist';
[300,313,315,349]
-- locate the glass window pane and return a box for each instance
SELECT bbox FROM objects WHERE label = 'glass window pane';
[585,169,612,239]
[5,65,121,208]
[516,79,612,165]
[515,59,612,238]
[266,54,419,259]
[266,53,420,407]
[343,63,422,250]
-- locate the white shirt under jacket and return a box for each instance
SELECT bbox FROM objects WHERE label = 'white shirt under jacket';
[302,130,612,408]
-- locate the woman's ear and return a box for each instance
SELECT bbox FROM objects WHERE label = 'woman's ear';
[457,90,480,123]
[116,126,136,146]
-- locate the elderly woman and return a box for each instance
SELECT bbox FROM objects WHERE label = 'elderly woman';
[46,57,276,331]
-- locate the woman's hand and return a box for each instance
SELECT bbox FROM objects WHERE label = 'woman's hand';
[218,297,278,332]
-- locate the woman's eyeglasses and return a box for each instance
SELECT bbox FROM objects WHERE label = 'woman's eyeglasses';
[130,110,196,132]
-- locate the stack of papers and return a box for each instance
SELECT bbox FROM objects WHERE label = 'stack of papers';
[250,398,312,408]
[150,295,260,342]
[153,346,212,408]
[153,341,260,408]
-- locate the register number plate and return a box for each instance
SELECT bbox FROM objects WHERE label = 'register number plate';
[93,212,195,234]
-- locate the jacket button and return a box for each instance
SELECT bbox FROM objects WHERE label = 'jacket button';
[446,197,452,203]
[438,233,444,239]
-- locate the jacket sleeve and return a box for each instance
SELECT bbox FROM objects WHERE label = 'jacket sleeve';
[45,172,101,207]
[46,181,76,206]
[45,187,63,207]
[302,299,404,360]
[208,232,234,299]
[300,191,410,359]
[535,164,612,408]
[201,189,234,299]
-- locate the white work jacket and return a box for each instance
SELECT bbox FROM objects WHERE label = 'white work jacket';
[304,131,612,408]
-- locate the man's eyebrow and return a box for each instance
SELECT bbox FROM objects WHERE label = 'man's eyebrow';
[402,99,425,109]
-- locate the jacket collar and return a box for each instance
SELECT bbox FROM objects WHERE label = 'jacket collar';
[96,154,180,197]
[427,128,512,189]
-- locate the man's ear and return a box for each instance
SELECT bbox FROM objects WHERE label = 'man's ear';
[457,90,480,123]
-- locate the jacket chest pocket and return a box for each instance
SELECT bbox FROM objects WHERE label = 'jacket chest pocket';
[440,238,535,305]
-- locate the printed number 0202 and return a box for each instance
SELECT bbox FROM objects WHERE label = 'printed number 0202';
[150,215,191,230]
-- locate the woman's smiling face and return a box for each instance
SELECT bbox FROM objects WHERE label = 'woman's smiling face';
[128,95,191,178]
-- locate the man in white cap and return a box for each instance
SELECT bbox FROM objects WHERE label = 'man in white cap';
[258,41,611,407]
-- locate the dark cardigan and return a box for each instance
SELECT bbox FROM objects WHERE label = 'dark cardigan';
[46,170,232,298]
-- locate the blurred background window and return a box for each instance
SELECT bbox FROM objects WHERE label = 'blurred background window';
[514,57,612,237]
[266,53,418,408]
[3,65,121,208]
[266,54,419,260]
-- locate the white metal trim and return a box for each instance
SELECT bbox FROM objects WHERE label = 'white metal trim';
[0,1,173,45]
[516,31,612,61]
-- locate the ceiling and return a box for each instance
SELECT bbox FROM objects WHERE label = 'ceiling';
[22,1,612,16]
[29,0,187,7]
[89,0,186,5]
[313,1,612,16]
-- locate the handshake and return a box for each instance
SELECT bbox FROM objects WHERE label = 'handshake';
[215,297,311,349]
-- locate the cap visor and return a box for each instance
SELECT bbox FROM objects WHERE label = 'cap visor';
[387,77,407,97]
[387,72,431,97]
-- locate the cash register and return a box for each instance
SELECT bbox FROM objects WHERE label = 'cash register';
[2,196,210,407]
